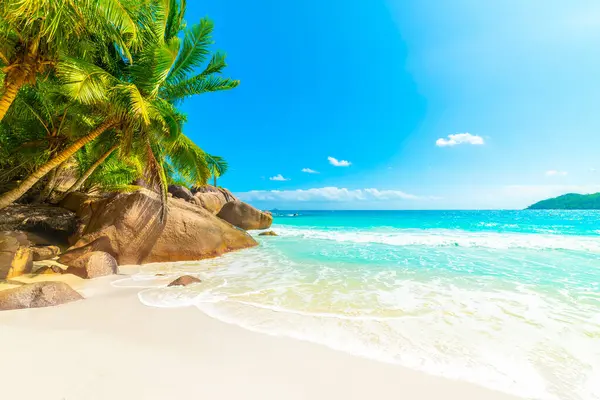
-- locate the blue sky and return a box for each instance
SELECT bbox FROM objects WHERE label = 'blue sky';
[184,0,600,209]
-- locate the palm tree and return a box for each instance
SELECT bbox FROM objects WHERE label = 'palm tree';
[63,143,119,197]
[0,76,100,203]
[0,118,116,209]
[54,0,238,192]
[0,0,141,121]
[0,0,238,209]
[205,154,228,187]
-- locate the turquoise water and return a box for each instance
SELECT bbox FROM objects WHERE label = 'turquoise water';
[119,210,600,400]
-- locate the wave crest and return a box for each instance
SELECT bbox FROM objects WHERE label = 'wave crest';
[273,226,600,252]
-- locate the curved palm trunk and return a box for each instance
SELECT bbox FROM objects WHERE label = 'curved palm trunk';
[62,144,119,198]
[0,76,26,121]
[0,120,115,209]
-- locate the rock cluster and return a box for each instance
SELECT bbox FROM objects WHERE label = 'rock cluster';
[1,185,274,311]
[59,190,258,264]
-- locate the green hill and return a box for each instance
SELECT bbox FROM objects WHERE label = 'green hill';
[527,193,600,210]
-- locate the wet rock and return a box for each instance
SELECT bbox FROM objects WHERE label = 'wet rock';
[258,231,278,236]
[168,275,202,287]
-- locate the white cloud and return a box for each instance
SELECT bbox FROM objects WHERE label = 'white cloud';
[301,168,319,174]
[436,133,484,147]
[269,174,290,181]
[328,156,351,167]
[237,187,436,202]
[545,170,568,177]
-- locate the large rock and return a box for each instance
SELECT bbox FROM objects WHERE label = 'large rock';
[0,231,33,279]
[64,251,118,279]
[168,185,194,202]
[0,282,82,311]
[217,201,273,230]
[59,190,257,265]
[192,185,238,202]
[60,192,96,218]
[60,192,106,244]
[0,205,79,245]
[193,192,227,214]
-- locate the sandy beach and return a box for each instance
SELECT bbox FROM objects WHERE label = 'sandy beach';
[0,272,520,400]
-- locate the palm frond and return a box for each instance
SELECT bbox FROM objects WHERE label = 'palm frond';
[164,133,210,186]
[161,75,239,104]
[167,18,213,84]
[164,0,186,40]
[200,52,229,76]
[57,57,117,104]
[205,153,228,178]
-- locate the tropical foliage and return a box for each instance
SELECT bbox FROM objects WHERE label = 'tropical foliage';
[0,0,235,210]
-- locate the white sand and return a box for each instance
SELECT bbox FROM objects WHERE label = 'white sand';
[0,274,521,400]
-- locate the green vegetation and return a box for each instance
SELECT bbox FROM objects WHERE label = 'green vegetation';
[0,0,235,209]
[527,193,600,210]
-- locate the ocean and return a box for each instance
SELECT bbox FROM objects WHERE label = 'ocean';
[116,210,600,400]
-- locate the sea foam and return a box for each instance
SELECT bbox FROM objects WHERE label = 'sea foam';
[272,225,600,252]
[119,216,600,400]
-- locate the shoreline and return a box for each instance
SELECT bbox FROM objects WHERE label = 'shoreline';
[0,272,520,400]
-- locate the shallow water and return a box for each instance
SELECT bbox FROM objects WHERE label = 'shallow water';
[117,210,600,400]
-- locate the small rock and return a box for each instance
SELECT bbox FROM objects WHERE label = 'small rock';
[35,265,64,275]
[259,231,278,236]
[0,282,83,311]
[31,245,61,261]
[168,275,202,287]
[65,251,118,279]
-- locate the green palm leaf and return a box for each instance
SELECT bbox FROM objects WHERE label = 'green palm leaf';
[161,75,239,103]
[167,18,213,84]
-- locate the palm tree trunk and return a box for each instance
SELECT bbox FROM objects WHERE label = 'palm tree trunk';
[36,164,60,204]
[0,76,26,121]
[213,176,217,187]
[61,144,118,198]
[0,120,115,210]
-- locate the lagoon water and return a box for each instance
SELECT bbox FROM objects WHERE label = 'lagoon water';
[121,210,600,400]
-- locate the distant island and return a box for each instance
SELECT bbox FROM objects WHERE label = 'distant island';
[527,193,600,210]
